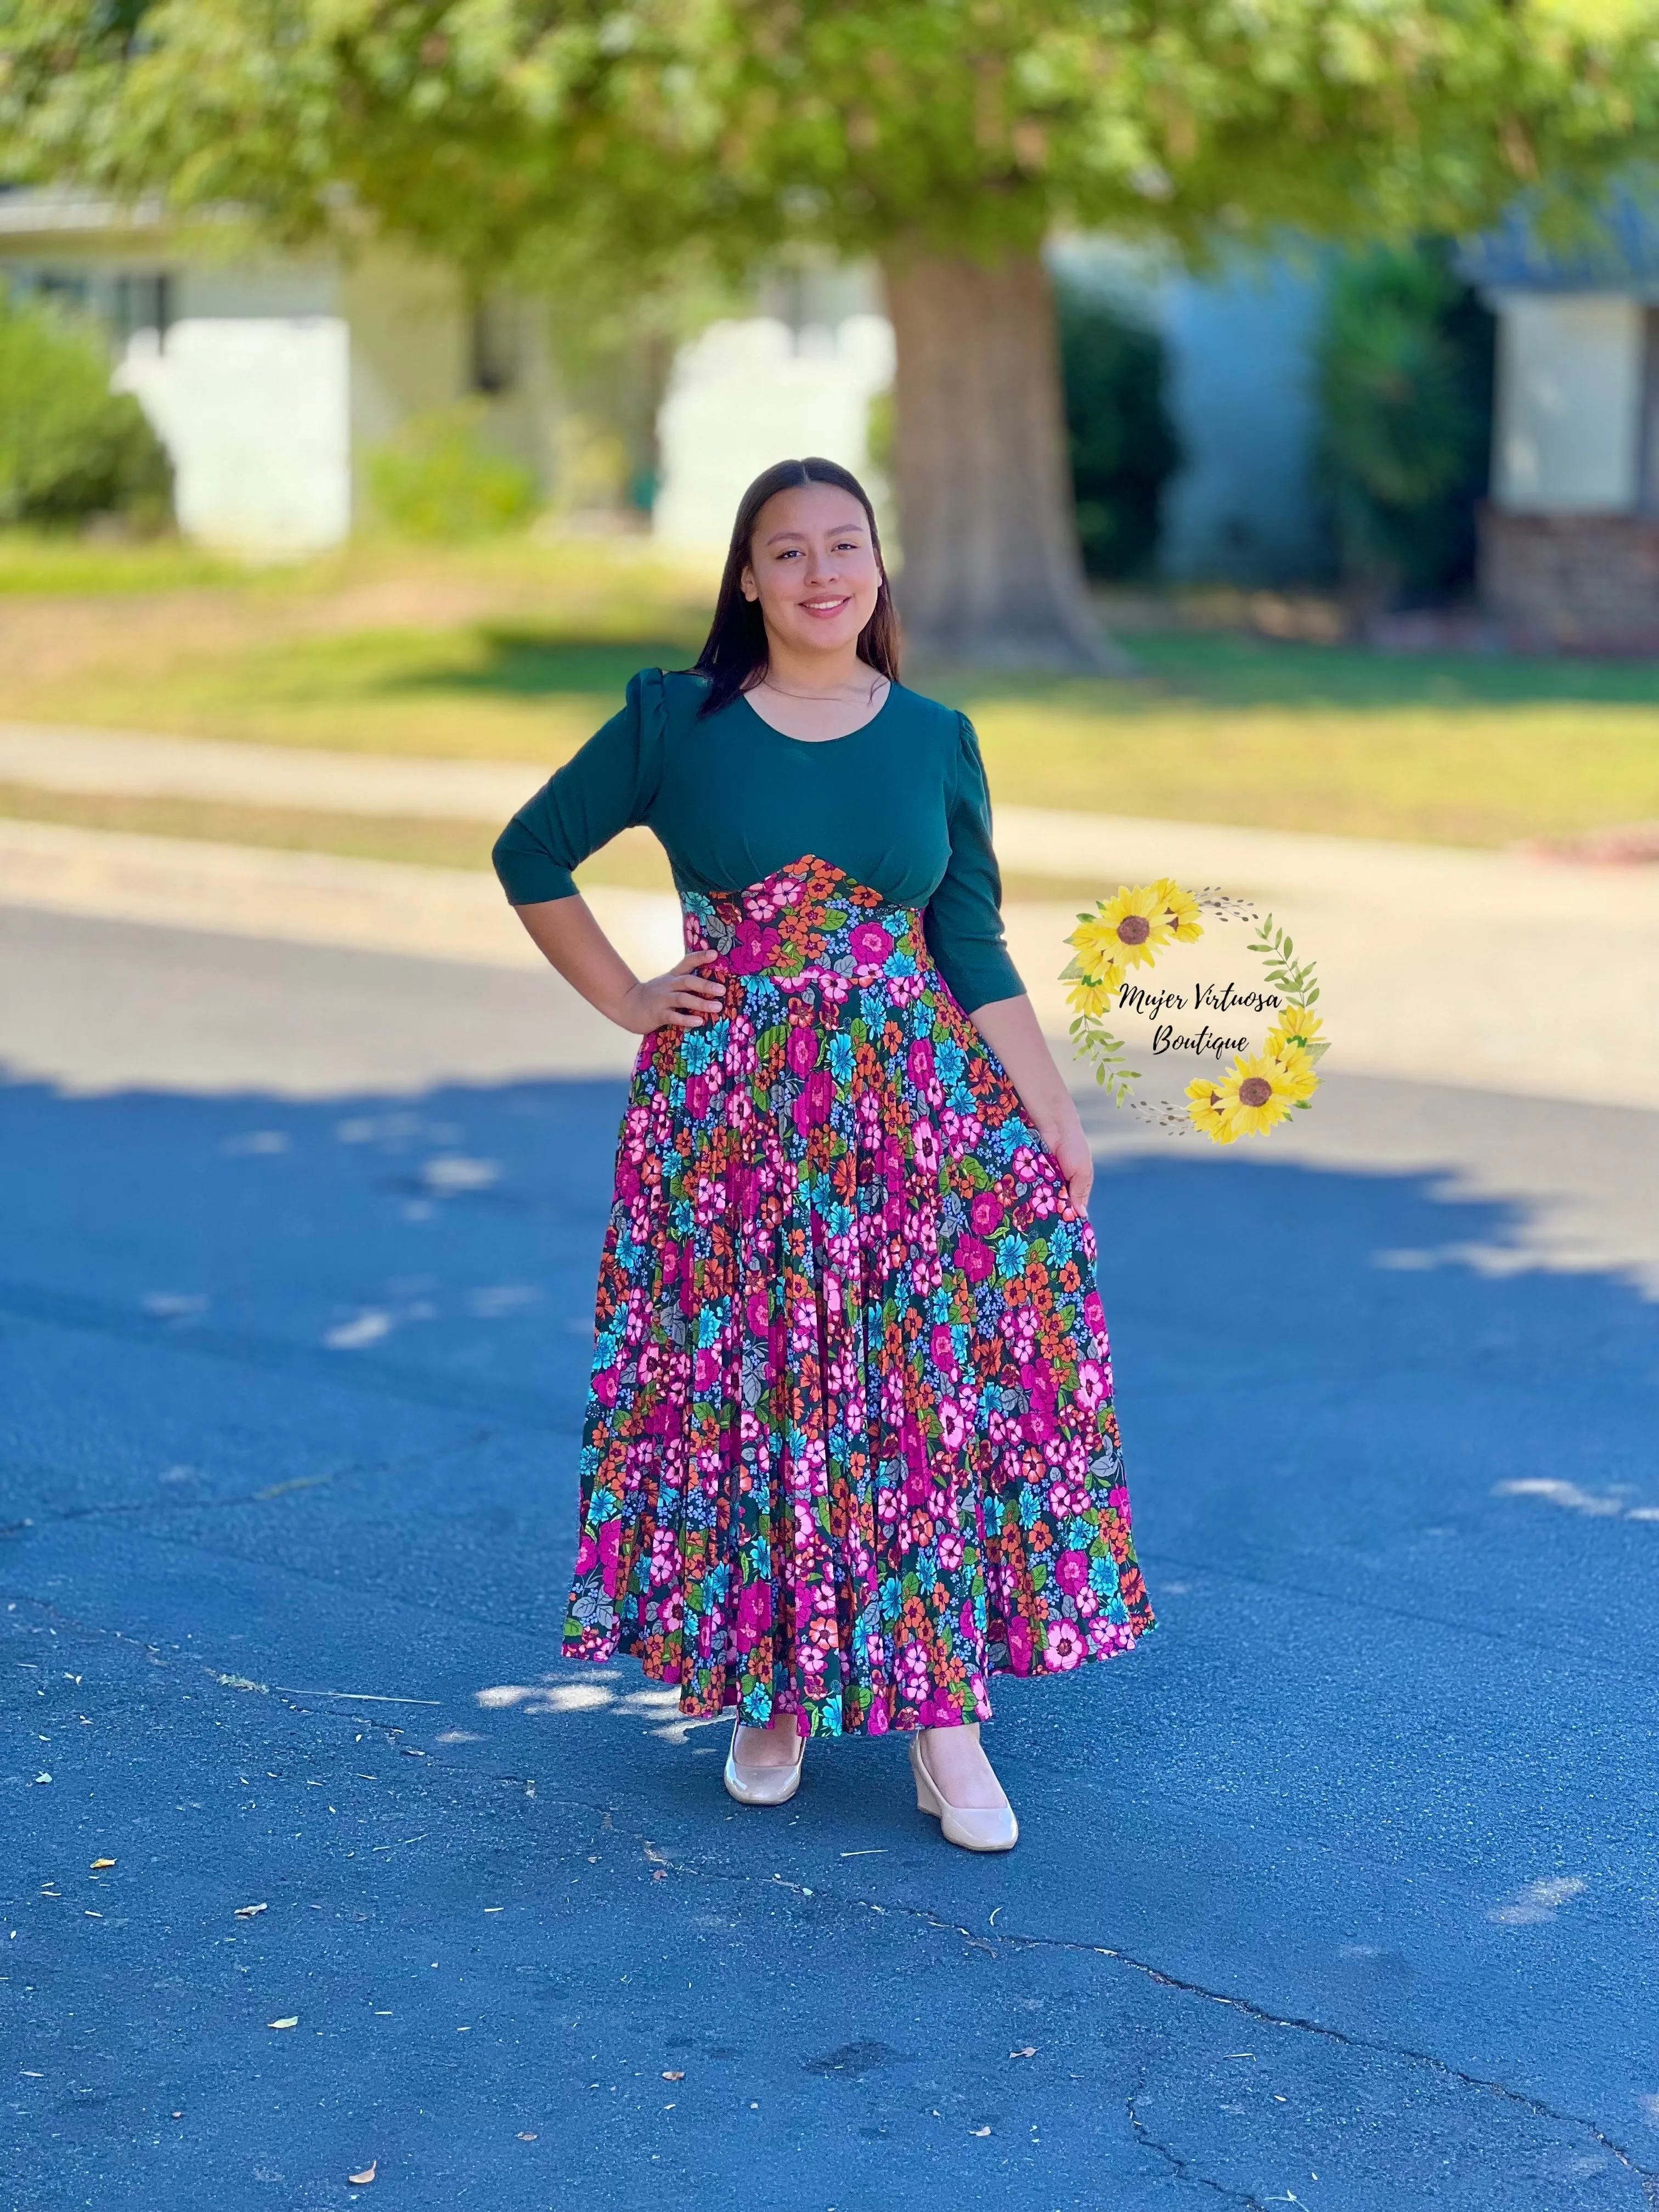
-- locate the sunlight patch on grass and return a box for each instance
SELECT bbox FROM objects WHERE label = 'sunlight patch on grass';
[6,534,1659,845]
[967,699,1659,846]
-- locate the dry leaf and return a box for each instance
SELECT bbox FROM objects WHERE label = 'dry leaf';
[266,2017,299,2030]
[972,2126,991,2137]
[1010,2046,1036,2058]
[661,2070,685,2081]
[516,2132,537,2141]
[347,2160,377,2185]
[234,1903,268,1919]
[90,1858,116,1870]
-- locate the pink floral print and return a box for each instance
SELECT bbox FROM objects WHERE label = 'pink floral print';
[563,857,1154,1733]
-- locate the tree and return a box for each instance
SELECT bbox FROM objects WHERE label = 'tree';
[5,1,1658,659]
[1316,241,1496,603]
[1057,277,1181,581]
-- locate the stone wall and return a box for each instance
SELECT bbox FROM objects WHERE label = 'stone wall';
[1480,507,1659,651]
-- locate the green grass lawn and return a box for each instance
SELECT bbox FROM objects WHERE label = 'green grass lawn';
[5,532,1659,848]
[0,531,252,596]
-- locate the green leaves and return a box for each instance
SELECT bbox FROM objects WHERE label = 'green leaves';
[8,1,1659,289]
[1246,912,1320,1006]
[1068,1011,1140,1108]
[0,288,172,527]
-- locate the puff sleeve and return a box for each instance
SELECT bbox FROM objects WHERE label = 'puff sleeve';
[922,714,1024,1014]
[492,668,668,905]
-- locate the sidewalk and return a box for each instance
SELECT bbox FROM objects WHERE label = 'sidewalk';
[0,719,550,821]
[3,720,1658,1106]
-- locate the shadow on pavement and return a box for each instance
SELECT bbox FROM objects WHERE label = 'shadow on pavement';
[4,1074,1657,2212]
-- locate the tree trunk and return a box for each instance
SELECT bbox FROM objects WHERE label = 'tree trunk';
[882,247,1122,669]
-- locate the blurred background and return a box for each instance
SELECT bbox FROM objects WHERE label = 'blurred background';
[3,154,1658,1103]
[3,7,1659,1079]
[5,15,1659,2206]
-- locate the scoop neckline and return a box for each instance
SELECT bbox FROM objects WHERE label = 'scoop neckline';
[736,678,896,747]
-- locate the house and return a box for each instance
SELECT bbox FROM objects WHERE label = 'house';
[1465,198,1659,649]
[0,189,554,555]
[653,247,1333,583]
[650,265,895,549]
[3,186,1339,588]
[1051,239,1330,587]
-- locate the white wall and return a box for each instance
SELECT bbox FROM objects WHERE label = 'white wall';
[653,314,895,551]
[117,315,353,554]
[1492,294,1643,514]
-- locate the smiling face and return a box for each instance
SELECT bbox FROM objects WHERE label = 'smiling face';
[740,481,883,662]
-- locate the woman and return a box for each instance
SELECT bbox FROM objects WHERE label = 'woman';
[494,457,1153,1852]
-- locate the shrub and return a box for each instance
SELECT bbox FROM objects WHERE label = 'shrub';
[1057,283,1182,580]
[365,403,538,540]
[1314,243,1494,603]
[0,286,173,530]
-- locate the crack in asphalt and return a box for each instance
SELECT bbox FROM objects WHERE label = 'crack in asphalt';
[0,1581,568,1703]
[10,1609,1656,2199]
[635,1851,1659,2193]
[0,1430,498,1540]
[1127,2075,1272,2209]
[1159,1547,1659,1691]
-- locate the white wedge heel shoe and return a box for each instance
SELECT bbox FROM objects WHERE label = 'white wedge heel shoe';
[723,1717,805,1807]
[909,1728,1019,1853]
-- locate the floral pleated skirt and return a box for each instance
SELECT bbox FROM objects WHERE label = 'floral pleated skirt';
[563,857,1155,1734]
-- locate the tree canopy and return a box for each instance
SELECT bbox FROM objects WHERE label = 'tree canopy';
[9,2,1659,661]
[7,2,1659,287]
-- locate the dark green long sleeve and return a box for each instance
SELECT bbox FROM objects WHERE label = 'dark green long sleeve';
[492,669,1024,1012]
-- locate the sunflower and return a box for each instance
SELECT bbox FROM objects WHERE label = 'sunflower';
[1215,1052,1303,1136]
[1267,1002,1323,1053]
[1073,884,1173,973]
[1186,1076,1242,1144]
[1267,1039,1321,1103]
[1067,973,1122,1018]
[1066,913,1124,980]
[1152,876,1204,944]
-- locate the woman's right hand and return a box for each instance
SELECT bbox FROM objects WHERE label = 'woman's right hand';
[616,949,726,1034]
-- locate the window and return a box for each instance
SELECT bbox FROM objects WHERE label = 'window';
[114,271,173,349]
[469,294,518,395]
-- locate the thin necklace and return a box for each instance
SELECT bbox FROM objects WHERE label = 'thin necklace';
[756,673,888,705]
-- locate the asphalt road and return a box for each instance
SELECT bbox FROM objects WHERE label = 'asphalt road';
[4,905,1658,2212]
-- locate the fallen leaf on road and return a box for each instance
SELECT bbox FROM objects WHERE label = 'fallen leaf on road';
[1010,2047,1036,2058]
[34,1773,50,1785]
[234,1903,268,1919]
[662,2070,685,2081]
[90,1858,115,1870]
[347,2160,377,2185]
[267,2017,299,2030]
[652,1871,668,1881]
[972,2126,991,2137]
[516,2132,537,2141]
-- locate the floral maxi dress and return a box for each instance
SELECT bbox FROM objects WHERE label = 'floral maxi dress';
[495,676,1155,1737]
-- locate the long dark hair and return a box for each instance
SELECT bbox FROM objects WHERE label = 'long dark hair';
[691,457,901,716]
